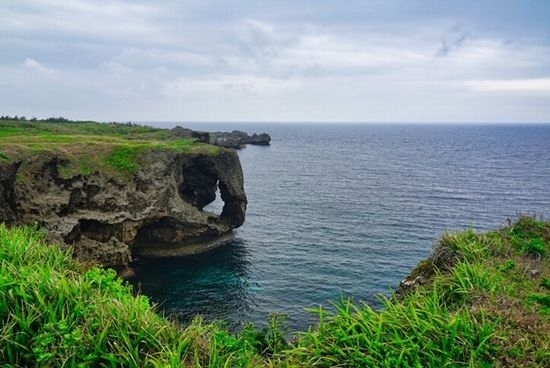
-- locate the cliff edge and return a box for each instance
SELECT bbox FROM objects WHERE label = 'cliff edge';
[0,120,247,266]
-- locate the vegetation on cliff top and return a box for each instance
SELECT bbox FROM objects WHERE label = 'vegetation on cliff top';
[0,118,221,177]
[1,217,549,367]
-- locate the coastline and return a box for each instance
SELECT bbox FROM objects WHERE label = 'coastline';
[0,119,249,268]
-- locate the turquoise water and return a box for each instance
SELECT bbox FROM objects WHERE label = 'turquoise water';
[129,123,550,331]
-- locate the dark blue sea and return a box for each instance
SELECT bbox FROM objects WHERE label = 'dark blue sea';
[129,123,550,331]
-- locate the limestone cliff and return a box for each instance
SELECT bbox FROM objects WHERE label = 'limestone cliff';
[0,149,247,267]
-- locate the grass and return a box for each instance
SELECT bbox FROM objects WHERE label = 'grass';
[0,224,274,367]
[0,119,221,178]
[1,213,549,366]
[0,119,166,139]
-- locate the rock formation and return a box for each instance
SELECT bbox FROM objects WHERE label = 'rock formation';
[0,149,247,267]
[211,130,271,148]
[170,127,272,149]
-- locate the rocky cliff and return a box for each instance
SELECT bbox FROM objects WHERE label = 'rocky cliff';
[0,148,247,267]
[170,126,271,148]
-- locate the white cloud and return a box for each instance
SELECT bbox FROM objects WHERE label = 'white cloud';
[221,21,550,84]
[112,47,216,70]
[2,0,168,45]
[166,75,302,95]
[460,78,550,93]
[22,58,59,75]
[2,1,550,122]
[272,34,430,74]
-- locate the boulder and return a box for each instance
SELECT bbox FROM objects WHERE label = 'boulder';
[249,133,271,145]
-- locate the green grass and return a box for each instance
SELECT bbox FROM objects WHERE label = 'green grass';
[508,216,550,257]
[0,224,273,367]
[106,146,141,173]
[0,119,221,178]
[0,119,165,139]
[1,218,549,367]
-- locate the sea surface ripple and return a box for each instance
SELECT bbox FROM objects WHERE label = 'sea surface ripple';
[130,123,550,331]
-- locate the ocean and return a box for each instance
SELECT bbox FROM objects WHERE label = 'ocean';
[129,123,550,331]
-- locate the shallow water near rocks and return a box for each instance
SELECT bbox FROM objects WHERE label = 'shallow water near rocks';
[129,123,550,331]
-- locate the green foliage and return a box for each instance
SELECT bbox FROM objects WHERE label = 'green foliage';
[1,218,549,367]
[1,115,28,121]
[106,146,141,173]
[252,313,289,356]
[510,234,547,257]
[287,295,496,367]
[440,228,489,261]
[0,119,222,178]
[0,119,163,138]
[508,216,550,257]
[524,237,547,257]
[104,140,214,174]
[438,228,507,263]
[498,260,516,272]
[528,293,550,315]
[436,261,504,307]
[0,224,274,367]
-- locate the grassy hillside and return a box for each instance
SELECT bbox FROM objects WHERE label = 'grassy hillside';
[1,217,549,367]
[0,119,220,177]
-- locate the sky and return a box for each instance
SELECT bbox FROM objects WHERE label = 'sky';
[1,0,550,123]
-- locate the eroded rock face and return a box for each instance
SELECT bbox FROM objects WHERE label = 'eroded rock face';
[0,149,247,266]
[0,161,19,224]
[169,127,271,148]
[179,153,246,227]
[210,130,272,148]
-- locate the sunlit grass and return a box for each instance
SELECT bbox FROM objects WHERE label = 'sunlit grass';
[0,119,164,139]
[282,217,550,367]
[0,120,221,177]
[0,224,274,367]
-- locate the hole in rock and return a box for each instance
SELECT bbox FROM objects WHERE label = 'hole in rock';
[203,182,224,217]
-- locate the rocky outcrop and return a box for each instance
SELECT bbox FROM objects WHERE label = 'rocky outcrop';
[170,127,210,144]
[0,149,247,267]
[248,133,271,145]
[396,241,457,297]
[211,130,271,148]
[170,127,271,149]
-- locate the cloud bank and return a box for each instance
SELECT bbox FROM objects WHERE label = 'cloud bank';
[1,0,549,122]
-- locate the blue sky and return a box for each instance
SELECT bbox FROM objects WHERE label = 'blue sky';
[1,0,550,122]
